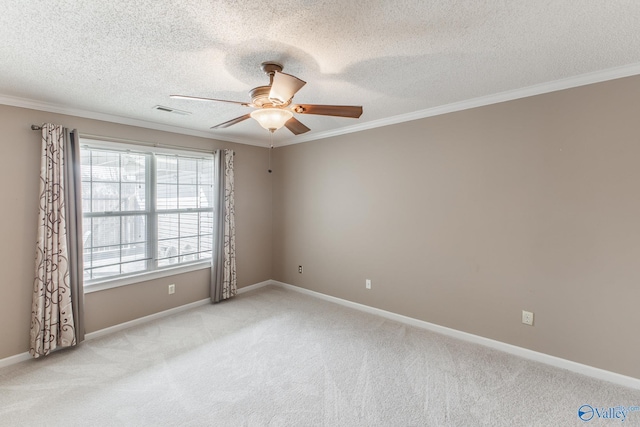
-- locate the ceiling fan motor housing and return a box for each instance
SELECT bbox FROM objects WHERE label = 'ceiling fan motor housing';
[250,85,290,108]
[260,61,284,77]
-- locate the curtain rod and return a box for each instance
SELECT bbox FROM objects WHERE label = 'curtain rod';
[31,125,232,155]
[80,133,220,154]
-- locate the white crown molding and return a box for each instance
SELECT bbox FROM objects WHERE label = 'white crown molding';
[278,61,640,146]
[3,61,640,148]
[270,280,640,390]
[0,94,267,147]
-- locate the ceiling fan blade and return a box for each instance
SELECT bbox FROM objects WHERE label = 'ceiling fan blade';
[291,104,363,118]
[170,94,250,106]
[284,117,311,135]
[210,114,252,129]
[269,72,306,105]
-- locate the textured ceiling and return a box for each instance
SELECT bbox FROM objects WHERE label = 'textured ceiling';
[1,1,640,146]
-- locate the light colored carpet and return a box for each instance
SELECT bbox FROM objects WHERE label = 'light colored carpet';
[1,285,639,426]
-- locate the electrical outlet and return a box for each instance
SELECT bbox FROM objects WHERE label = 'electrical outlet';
[366,279,371,289]
[168,284,175,295]
[298,265,303,274]
[522,310,534,326]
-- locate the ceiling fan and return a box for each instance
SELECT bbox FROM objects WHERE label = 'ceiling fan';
[170,62,363,135]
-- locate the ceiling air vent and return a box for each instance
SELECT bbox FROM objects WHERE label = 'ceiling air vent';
[153,105,191,116]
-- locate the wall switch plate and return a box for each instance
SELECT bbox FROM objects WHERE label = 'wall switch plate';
[298,265,303,274]
[366,279,371,289]
[522,310,534,326]
[168,284,175,295]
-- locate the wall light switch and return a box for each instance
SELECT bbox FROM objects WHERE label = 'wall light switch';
[366,279,371,290]
[168,284,175,295]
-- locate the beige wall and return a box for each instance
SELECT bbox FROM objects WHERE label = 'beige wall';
[0,104,272,359]
[4,74,640,379]
[272,75,640,379]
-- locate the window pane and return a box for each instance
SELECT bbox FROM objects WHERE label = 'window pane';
[90,245,121,268]
[199,211,213,260]
[180,237,198,262]
[158,238,180,266]
[199,211,213,232]
[198,184,213,208]
[158,212,211,265]
[120,244,148,267]
[157,184,177,210]
[157,155,177,184]
[92,217,120,247]
[92,182,120,212]
[82,216,92,244]
[81,150,91,181]
[90,264,121,280]
[180,212,199,237]
[82,217,93,275]
[121,183,145,211]
[121,215,146,244]
[158,214,179,240]
[92,151,120,182]
[122,260,146,274]
[179,157,198,185]
[81,187,92,218]
[178,185,198,208]
[200,234,213,254]
[199,159,213,185]
[121,154,146,183]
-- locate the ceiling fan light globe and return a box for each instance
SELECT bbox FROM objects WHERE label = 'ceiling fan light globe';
[250,108,293,132]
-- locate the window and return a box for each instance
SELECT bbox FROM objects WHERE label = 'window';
[80,141,214,285]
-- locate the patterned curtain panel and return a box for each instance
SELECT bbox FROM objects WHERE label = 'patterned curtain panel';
[211,149,237,303]
[30,124,85,358]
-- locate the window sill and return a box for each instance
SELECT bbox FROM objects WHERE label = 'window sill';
[84,261,211,294]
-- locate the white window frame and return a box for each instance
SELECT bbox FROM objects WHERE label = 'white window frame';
[80,139,215,293]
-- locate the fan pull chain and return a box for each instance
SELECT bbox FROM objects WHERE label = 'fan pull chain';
[268,131,273,173]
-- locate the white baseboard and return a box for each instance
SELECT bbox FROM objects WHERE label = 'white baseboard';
[85,298,211,341]
[237,280,272,295]
[270,280,640,391]
[0,280,273,369]
[86,280,273,341]
[0,351,32,369]
[6,279,638,390]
